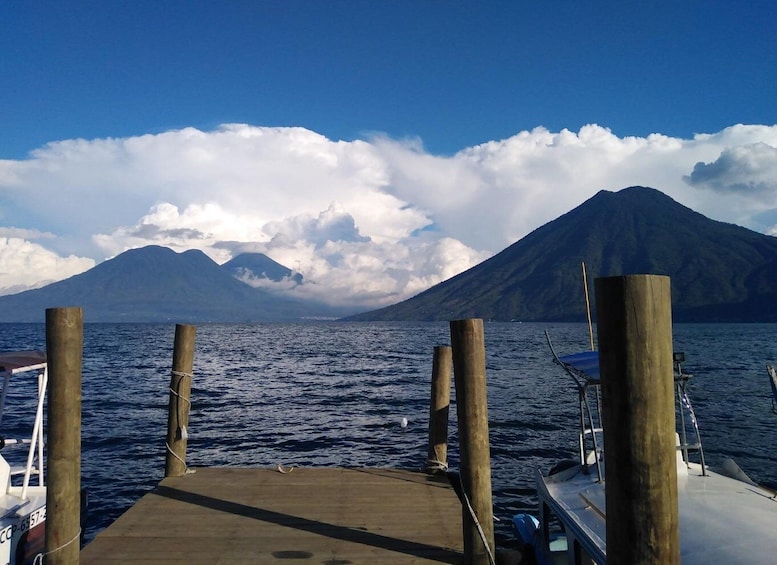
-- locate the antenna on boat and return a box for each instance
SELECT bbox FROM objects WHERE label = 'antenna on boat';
[582,261,595,350]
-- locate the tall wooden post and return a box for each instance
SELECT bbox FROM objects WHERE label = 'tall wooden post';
[595,275,680,564]
[45,306,83,565]
[450,319,494,565]
[426,345,452,474]
[165,324,196,477]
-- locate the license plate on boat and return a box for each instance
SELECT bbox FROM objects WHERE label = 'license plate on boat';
[0,506,46,565]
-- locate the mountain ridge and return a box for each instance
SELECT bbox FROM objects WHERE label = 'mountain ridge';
[0,246,350,322]
[3,186,777,323]
[345,186,777,322]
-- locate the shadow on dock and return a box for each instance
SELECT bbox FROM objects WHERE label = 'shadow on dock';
[81,467,464,564]
[152,479,460,562]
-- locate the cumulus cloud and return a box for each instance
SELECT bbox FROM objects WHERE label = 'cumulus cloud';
[233,270,302,292]
[0,227,56,240]
[262,203,372,248]
[685,142,777,196]
[2,122,777,307]
[261,234,489,308]
[92,201,264,264]
[0,238,95,295]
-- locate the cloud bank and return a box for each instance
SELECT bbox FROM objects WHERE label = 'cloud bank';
[1,123,777,306]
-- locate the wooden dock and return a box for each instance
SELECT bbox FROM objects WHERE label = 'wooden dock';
[80,467,464,564]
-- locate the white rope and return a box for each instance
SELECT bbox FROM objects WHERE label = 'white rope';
[33,527,82,564]
[167,370,195,474]
[169,370,192,440]
[460,486,496,565]
[164,441,196,474]
[277,463,295,473]
[425,458,449,472]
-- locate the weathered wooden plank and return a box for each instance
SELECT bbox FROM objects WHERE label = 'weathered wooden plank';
[81,467,463,564]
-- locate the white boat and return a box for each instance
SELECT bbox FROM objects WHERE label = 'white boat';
[513,336,777,564]
[0,352,47,565]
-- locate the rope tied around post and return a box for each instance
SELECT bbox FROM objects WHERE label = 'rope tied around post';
[33,527,82,565]
[164,442,196,474]
[446,471,496,565]
[165,366,196,476]
[424,458,449,473]
[169,369,193,440]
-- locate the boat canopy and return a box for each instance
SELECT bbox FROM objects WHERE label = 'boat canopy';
[0,351,46,374]
[557,351,600,381]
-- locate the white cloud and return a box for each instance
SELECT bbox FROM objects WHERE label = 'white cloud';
[2,122,777,308]
[0,238,95,296]
[92,201,267,264]
[255,234,489,308]
[685,142,777,196]
[0,227,56,240]
[262,202,371,248]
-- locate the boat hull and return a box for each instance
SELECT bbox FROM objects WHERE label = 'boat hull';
[0,490,46,565]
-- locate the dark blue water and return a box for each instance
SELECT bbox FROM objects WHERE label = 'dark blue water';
[1,322,776,547]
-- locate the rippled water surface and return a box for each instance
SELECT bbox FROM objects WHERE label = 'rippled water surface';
[1,321,776,546]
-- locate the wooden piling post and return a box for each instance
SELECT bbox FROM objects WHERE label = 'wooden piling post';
[594,275,680,564]
[164,324,196,478]
[45,306,83,565]
[449,319,494,565]
[426,345,452,474]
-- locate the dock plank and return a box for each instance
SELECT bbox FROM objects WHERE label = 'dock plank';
[81,467,463,564]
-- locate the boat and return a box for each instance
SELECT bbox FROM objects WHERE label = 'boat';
[768,365,777,414]
[513,334,777,564]
[0,351,47,565]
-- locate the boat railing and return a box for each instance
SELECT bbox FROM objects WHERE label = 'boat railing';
[767,365,777,414]
[546,333,605,481]
[546,333,707,481]
[0,355,48,498]
[575,378,604,481]
[674,353,706,475]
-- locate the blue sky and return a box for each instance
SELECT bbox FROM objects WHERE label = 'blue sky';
[1,2,777,307]
[4,2,775,158]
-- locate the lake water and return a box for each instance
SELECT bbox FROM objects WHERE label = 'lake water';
[1,321,776,547]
